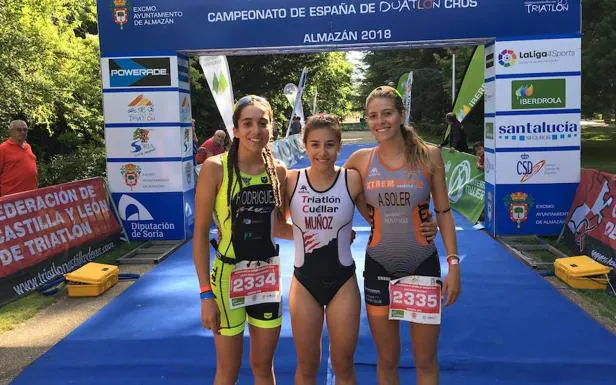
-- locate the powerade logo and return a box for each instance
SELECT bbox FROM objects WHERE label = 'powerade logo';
[512,79,566,109]
[109,58,171,87]
[524,0,569,14]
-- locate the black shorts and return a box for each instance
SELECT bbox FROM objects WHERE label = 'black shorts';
[363,253,441,307]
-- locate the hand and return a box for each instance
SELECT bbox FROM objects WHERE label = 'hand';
[420,211,438,243]
[442,265,461,306]
[201,298,220,334]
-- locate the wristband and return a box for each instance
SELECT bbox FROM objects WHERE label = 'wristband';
[200,290,216,300]
[200,284,212,293]
[448,258,460,266]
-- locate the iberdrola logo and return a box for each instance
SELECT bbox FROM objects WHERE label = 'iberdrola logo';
[515,84,534,98]
[112,0,129,30]
[456,105,471,122]
[212,72,229,94]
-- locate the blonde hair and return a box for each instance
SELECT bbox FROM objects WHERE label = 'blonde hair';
[365,86,432,171]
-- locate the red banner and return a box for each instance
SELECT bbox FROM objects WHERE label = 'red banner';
[562,169,616,273]
[0,178,122,279]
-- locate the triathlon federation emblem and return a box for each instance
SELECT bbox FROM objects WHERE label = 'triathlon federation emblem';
[504,192,534,229]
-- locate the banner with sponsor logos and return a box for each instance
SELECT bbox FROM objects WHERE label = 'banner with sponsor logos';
[562,169,616,276]
[486,36,581,236]
[0,178,123,306]
[441,149,485,224]
[103,54,195,241]
[97,1,580,56]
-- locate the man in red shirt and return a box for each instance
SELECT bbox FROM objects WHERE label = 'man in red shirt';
[195,130,227,164]
[0,120,38,197]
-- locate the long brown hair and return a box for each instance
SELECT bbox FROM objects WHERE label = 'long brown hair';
[225,95,281,223]
[365,86,432,171]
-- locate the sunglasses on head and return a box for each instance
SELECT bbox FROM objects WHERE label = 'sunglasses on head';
[234,95,268,111]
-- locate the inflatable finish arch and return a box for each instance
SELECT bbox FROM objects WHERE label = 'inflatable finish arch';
[96,0,582,240]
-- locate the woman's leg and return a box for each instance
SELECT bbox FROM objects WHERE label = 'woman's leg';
[325,276,360,385]
[410,323,440,385]
[248,324,282,385]
[290,276,325,385]
[214,333,244,385]
[366,308,400,385]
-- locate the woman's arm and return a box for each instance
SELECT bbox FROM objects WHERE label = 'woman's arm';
[193,157,223,334]
[428,145,461,305]
[192,157,222,288]
[273,163,293,240]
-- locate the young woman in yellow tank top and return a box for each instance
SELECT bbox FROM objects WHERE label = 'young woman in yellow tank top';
[193,95,290,385]
[345,86,462,385]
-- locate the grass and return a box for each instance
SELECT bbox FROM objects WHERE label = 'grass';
[581,124,616,173]
[0,240,143,334]
[516,237,616,329]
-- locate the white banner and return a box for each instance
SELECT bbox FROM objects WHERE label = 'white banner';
[495,150,580,185]
[198,56,235,138]
[495,113,581,148]
[403,71,413,125]
[495,38,581,75]
[107,161,183,193]
[103,91,180,124]
[283,83,297,108]
[286,68,308,137]
[105,126,183,158]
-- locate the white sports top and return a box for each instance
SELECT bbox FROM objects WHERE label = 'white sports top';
[289,168,355,268]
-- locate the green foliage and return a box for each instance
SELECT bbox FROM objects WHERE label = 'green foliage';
[582,0,616,119]
[38,145,107,187]
[0,0,103,160]
[190,53,355,139]
[359,49,450,123]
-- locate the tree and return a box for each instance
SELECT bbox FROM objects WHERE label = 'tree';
[0,0,103,161]
[581,0,616,119]
[190,52,354,139]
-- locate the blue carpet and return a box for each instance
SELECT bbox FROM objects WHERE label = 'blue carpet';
[10,144,616,385]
